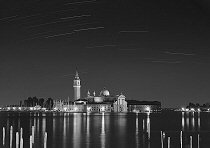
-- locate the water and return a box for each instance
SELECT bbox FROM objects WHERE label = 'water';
[0,111,210,148]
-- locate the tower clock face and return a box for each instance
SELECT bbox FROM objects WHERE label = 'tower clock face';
[74,80,80,86]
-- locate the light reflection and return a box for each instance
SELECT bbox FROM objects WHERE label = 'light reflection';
[186,112,189,130]
[147,112,150,139]
[198,112,200,131]
[86,113,90,148]
[37,116,40,142]
[73,113,81,148]
[101,113,105,148]
[53,114,56,145]
[136,113,139,148]
[146,112,150,148]
[42,117,46,133]
[136,113,138,133]
[143,119,145,131]
[63,113,67,148]
[117,113,126,148]
[191,112,195,131]
[182,112,185,131]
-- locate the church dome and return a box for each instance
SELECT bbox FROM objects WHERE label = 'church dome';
[100,89,110,96]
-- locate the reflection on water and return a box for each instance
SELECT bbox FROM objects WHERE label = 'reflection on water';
[0,111,210,148]
[146,112,150,148]
[63,114,66,148]
[86,114,90,148]
[181,112,201,131]
[42,117,46,134]
[101,113,105,148]
[73,113,81,148]
[147,113,150,139]
[198,112,200,131]
[191,112,195,130]
[135,113,139,148]
[182,112,185,130]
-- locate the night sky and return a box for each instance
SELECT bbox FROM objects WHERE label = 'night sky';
[0,0,210,107]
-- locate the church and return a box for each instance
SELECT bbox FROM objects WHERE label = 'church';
[53,70,161,113]
[53,70,128,112]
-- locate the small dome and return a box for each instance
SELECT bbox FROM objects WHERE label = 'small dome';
[100,89,110,96]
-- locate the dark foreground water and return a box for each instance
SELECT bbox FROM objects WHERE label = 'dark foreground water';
[0,111,210,148]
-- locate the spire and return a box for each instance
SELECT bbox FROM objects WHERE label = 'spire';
[87,90,90,97]
[75,69,79,79]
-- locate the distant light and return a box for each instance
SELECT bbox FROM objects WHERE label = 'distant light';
[197,108,201,112]
[145,106,150,112]
[163,132,166,138]
[13,107,16,110]
[186,108,189,112]
[54,107,57,110]
[181,107,185,111]
[74,107,78,111]
[190,108,195,112]
[64,107,67,111]
[30,107,33,110]
[18,107,21,110]
[7,107,11,110]
[208,109,210,112]
[87,107,91,112]
[101,106,105,112]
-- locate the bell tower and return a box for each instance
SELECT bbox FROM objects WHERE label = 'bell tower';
[73,70,81,100]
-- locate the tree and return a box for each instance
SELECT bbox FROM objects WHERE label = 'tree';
[38,98,45,107]
[27,97,33,107]
[32,96,38,106]
[195,103,200,108]
[46,98,53,110]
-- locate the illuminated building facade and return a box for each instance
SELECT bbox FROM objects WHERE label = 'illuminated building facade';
[85,88,116,112]
[127,100,161,112]
[113,94,127,112]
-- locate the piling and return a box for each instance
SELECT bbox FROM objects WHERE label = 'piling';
[20,127,23,139]
[20,137,23,148]
[160,131,163,148]
[180,131,183,148]
[44,132,47,148]
[3,127,5,146]
[30,135,32,148]
[16,132,19,148]
[167,137,170,148]
[190,136,192,148]
[32,126,35,143]
[198,134,200,148]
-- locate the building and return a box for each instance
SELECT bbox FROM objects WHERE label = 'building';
[127,100,161,112]
[85,88,116,112]
[73,70,81,100]
[113,94,127,112]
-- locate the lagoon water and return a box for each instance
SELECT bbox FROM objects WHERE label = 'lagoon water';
[0,111,210,148]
